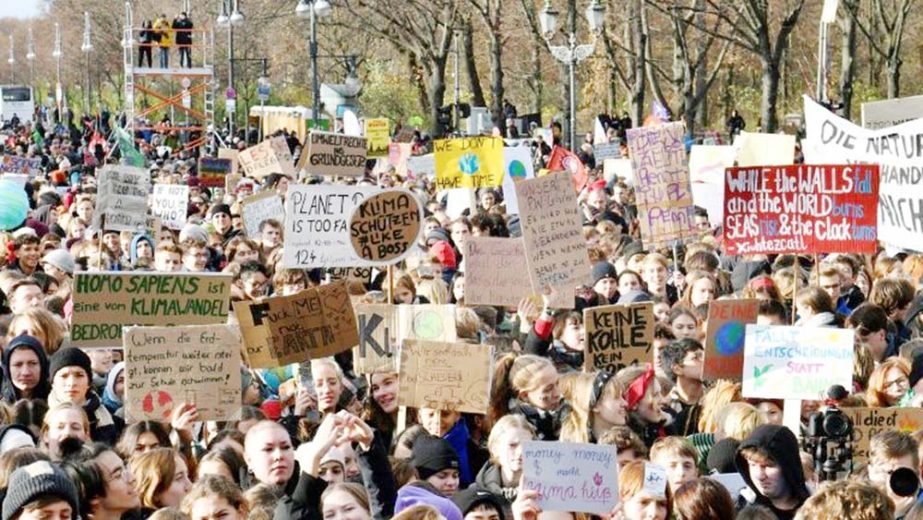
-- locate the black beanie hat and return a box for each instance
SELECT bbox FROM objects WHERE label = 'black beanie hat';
[707,438,741,474]
[452,486,506,520]
[207,203,232,218]
[910,353,923,390]
[49,347,93,380]
[2,461,79,520]
[591,261,618,286]
[412,436,460,480]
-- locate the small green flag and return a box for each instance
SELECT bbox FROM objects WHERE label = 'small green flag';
[115,127,145,167]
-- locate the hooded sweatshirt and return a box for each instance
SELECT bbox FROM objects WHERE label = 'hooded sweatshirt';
[129,234,155,267]
[394,483,463,520]
[0,340,51,403]
[735,425,810,520]
[101,361,125,417]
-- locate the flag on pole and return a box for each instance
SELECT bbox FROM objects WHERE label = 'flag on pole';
[547,145,588,193]
[115,127,145,168]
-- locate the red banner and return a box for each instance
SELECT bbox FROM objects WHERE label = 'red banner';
[723,164,879,255]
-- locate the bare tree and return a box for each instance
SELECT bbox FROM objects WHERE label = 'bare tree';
[837,0,858,118]
[466,0,505,123]
[849,0,916,98]
[459,17,487,109]
[517,0,545,115]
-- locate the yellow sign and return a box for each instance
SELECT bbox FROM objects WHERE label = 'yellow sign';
[434,136,504,190]
[365,118,391,158]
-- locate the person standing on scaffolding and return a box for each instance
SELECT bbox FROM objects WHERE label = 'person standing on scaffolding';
[153,13,172,68]
[138,20,155,67]
[173,12,193,68]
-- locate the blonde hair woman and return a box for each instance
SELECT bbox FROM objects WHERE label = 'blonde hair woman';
[560,371,627,443]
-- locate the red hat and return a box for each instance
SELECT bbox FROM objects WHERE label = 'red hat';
[590,179,607,192]
[624,364,656,411]
[429,240,457,270]
[260,399,282,420]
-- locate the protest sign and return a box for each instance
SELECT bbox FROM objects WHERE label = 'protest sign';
[237,138,293,179]
[593,142,621,161]
[398,340,492,413]
[407,153,435,179]
[626,122,697,248]
[689,145,737,225]
[501,146,535,215]
[844,408,923,462]
[197,157,233,188]
[0,155,42,177]
[434,136,505,190]
[325,267,374,284]
[703,299,760,381]
[522,441,619,515]
[218,148,240,174]
[233,282,358,368]
[397,305,457,343]
[353,304,399,374]
[349,189,422,265]
[95,165,150,233]
[225,173,243,193]
[282,184,377,268]
[584,303,654,373]
[602,158,632,185]
[151,184,189,230]
[804,94,923,250]
[741,325,854,400]
[365,118,390,158]
[71,272,232,348]
[515,172,590,309]
[389,143,413,176]
[241,190,284,240]
[123,324,240,422]
[861,94,923,129]
[734,132,796,167]
[464,237,533,306]
[299,131,367,177]
[723,164,880,255]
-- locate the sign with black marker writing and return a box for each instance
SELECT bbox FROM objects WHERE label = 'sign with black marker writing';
[398,340,492,413]
[151,184,189,230]
[299,131,367,177]
[349,189,422,265]
[583,303,654,373]
[353,304,398,374]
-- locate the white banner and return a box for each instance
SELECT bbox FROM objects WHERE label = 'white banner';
[151,184,189,231]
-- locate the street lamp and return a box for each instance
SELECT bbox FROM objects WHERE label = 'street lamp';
[81,12,94,114]
[540,0,605,151]
[296,0,332,129]
[218,0,244,137]
[26,28,35,87]
[53,22,62,117]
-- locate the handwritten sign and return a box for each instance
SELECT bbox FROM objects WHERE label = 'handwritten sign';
[398,340,492,413]
[844,408,923,463]
[197,158,233,188]
[515,172,590,309]
[593,142,621,161]
[349,189,422,265]
[151,184,189,230]
[861,95,923,129]
[299,131,367,177]
[365,118,390,158]
[407,153,435,179]
[241,191,285,240]
[703,299,759,381]
[124,324,240,422]
[95,165,150,233]
[325,267,373,284]
[689,145,737,226]
[723,164,879,255]
[501,146,535,215]
[218,148,240,175]
[353,304,398,374]
[434,136,504,190]
[237,136,295,179]
[397,305,457,344]
[742,325,854,400]
[233,282,358,368]
[584,303,654,373]
[0,155,42,177]
[71,272,232,348]
[626,122,696,248]
[464,237,533,306]
[282,184,376,268]
[522,441,619,515]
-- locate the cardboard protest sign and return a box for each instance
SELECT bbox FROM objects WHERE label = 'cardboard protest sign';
[282,184,377,268]
[389,143,413,176]
[365,118,391,158]
[703,299,760,381]
[151,184,189,230]
[241,191,285,240]
[225,173,243,193]
[353,304,399,374]
[325,267,374,284]
[584,303,655,373]
[94,165,151,233]
[593,142,621,161]
[522,441,619,515]
[407,154,435,179]
[197,158,233,188]
[299,131,367,177]
[861,94,923,129]
[398,340,492,413]
[742,325,854,400]
[464,237,533,306]
[233,282,358,368]
[515,172,590,309]
[218,148,240,174]
[236,136,296,180]
[124,324,240,422]
[734,131,796,167]
[844,408,923,463]
[397,305,457,344]
[626,122,697,248]
[348,189,422,265]
[723,164,879,255]
[803,94,923,250]
[71,272,232,348]
[434,136,505,190]
[501,146,535,215]
[0,155,42,177]
[689,145,737,226]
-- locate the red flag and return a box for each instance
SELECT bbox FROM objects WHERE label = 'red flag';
[547,145,588,193]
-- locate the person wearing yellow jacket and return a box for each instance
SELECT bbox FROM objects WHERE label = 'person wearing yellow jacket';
[153,14,172,68]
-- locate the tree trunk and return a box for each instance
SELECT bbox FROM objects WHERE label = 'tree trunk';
[408,54,430,116]
[760,57,780,133]
[429,58,448,136]
[488,30,504,126]
[838,3,857,119]
[462,21,487,108]
[530,37,542,114]
[887,55,901,98]
[628,0,645,126]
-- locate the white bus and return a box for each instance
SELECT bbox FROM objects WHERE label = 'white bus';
[0,86,34,125]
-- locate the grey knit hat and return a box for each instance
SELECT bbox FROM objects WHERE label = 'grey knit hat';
[2,461,78,520]
[42,249,76,275]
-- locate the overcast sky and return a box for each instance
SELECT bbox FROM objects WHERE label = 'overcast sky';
[0,0,41,20]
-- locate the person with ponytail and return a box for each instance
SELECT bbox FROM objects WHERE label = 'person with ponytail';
[489,354,563,441]
[559,370,627,443]
[616,364,675,448]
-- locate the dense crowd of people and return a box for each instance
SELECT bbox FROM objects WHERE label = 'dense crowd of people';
[0,98,919,520]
